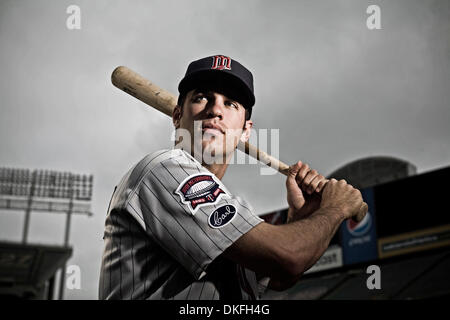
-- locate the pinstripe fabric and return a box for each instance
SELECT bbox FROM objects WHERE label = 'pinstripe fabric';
[99,149,264,300]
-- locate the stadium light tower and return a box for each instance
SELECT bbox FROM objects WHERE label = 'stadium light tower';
[0,167,94,299]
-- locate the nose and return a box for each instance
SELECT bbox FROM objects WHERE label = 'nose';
[205,93,224,120]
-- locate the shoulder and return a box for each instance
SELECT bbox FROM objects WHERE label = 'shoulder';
[137,148,206,180]
[110,148,207,210]
[108,149,171,209]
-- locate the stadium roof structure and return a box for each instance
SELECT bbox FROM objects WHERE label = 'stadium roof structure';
[0,241,72,299]
[327,156,417,189]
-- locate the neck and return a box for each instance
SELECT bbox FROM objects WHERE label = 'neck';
[200,149,235,179]
[202,162,229,180]
[173,142,233,180]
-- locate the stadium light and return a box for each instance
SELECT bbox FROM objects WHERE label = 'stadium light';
[0,167,94,300]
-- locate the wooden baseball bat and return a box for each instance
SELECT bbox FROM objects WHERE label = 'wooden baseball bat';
[111,66,366,222]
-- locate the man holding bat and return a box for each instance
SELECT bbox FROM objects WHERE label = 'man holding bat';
[99,55,368,300]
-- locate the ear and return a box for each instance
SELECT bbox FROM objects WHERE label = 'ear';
[240,119,253,143]
[172,105,182,128]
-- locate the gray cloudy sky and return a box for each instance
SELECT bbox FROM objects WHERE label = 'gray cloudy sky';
[0,0,449,299]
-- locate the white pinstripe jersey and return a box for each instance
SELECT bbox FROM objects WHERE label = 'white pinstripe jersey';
[99,148,266,300]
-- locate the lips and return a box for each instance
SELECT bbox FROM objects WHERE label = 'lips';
[202,122,225,134]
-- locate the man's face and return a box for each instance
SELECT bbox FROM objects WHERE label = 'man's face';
[172,88,253,164]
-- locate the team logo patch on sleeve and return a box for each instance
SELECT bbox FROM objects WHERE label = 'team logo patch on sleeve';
[208,205,237,228]
[175,173,228,214]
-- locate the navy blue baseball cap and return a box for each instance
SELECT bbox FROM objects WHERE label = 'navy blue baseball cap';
[178,55,255,111]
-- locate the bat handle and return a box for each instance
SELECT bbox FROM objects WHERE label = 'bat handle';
[238,141,290,175]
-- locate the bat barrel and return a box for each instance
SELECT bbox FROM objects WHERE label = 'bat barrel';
[111,66,177,117]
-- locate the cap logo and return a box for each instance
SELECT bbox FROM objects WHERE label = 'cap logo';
[211,55,231,70]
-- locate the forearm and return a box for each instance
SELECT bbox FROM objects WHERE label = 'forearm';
[264,207,343,291]
[280,206,344,275]
[223,206,345,289]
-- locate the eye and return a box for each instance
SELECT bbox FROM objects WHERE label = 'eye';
[192,94,207,103]
[226,101,239,109]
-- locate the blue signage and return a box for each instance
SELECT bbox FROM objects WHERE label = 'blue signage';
[339,187,378,265]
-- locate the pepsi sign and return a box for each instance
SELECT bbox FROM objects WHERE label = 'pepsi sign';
[340,187,378,265]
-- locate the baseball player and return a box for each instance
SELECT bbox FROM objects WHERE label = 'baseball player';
[99,55,368,300]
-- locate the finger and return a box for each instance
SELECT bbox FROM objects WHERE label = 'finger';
[304,172,323,194]
[361,202,368,213]
[288,161,302,179]
[309,176,327,194]
[315,179,329,193]
[286,162,302,191]
[359,203,368,221]
[354,202,368,223]
[301,169,318,194]
[295,163,310,185]
[286,162,305,210]
[321,178,336,193]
